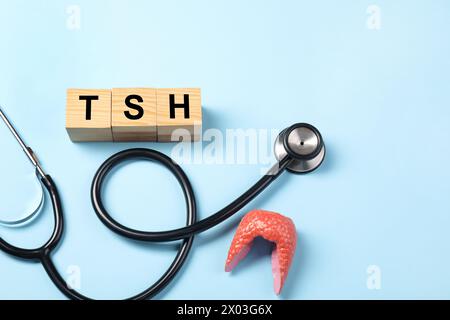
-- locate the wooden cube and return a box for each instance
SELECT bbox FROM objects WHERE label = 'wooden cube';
[111,88,157,142]
[156,88,202,142]
[66,89,112,142]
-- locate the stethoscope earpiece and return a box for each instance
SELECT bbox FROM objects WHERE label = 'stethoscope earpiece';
[274,123,326,174]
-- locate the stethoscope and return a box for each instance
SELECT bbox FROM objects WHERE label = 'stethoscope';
[0,106,326,300]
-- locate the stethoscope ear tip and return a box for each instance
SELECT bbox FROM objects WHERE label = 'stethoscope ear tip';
[274,123,326,174]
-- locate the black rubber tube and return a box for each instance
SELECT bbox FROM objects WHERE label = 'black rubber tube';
[91,148,290,242]
[0,148,290,300]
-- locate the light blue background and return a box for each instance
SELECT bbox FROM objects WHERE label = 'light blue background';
[1,0,450,299]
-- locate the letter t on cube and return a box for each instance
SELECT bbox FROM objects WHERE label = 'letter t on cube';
[66,89,112,142]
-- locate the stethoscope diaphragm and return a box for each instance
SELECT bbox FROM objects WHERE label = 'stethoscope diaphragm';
[0,173,45,227]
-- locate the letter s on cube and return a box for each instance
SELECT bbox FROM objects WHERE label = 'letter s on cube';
[111,88,157,142]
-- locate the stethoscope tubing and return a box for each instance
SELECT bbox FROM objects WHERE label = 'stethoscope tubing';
[91,148,291,242]
[0,148,291,300]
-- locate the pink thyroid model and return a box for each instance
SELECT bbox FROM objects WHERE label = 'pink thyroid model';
[225,209,297,295]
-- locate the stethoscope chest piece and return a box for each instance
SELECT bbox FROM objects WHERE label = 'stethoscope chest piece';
[274,123,326,174]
